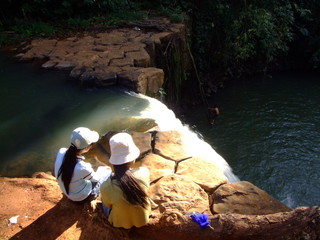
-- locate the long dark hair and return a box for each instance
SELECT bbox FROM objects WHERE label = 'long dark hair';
[113,163,148,208]
[58,144,79,194]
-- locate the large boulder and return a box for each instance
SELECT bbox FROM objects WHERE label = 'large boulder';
[211,181,292,215]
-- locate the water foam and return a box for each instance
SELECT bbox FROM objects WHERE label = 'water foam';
[132,93,239,183]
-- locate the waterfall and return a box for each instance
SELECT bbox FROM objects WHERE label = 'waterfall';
[0,86,238,183]
[132,93,240,183]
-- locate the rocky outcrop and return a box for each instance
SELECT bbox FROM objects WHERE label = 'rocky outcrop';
[87,130,289,217]
[1,130,320,240]
[15,18,186,95]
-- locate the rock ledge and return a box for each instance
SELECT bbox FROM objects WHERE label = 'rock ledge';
[2,131,319,240]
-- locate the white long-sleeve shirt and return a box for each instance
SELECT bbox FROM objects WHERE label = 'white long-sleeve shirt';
[54,147,111,201]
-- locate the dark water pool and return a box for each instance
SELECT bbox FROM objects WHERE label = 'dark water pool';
[182,73,320,208]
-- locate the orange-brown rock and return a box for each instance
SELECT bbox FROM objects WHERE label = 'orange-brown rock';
[150,174,210,215]
[137,153,175,183]
[176,157,228,193]
[1,174,319,240]
[211,181,292,215]
[153,130,191,161]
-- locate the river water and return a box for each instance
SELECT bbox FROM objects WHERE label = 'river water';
[181,73,320,208]
[1,53,319,208]
[0,53,153,177]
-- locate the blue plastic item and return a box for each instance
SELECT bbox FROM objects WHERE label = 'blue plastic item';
[190,212,210,229]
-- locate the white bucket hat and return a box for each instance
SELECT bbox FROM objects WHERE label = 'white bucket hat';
[71,127,99,149]
[109,133,140,165]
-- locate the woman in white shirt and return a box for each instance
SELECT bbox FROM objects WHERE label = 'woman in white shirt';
[55,127,111,202]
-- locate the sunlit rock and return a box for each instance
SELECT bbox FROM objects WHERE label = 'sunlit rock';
[154,130,191,161]
[137,153,175,182]
[2,129,317,240]
[176,157,228,193]
[136,68,164,94]
[125,49,151,67]
[150,174,210,215]
[117,68,164,94]
[211,181,292,215]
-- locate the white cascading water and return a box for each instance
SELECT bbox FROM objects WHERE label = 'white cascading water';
[132,93,240,183]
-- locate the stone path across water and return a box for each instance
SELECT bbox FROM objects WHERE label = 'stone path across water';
[15,18,184,94]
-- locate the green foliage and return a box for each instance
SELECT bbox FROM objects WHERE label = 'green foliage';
[288,1,320,69]
[159,6,188,23]
[0,0,135,24]
[0,33,18,46]
[0,0,146,46]
[162,39,190,106]
[158,88,166,96]
[12,21,56,38]
[0,22,56,46]
[227,3,294,73]
[103,11,147,27]
[187,0,297,78]
[65,18,92,30]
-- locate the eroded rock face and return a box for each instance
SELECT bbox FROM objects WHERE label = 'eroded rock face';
[16,19,184,94]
